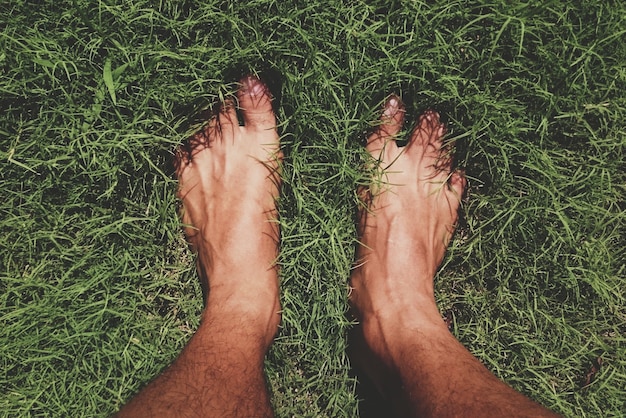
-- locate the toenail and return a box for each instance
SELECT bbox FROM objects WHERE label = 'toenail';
[383,96,400,118]
[243,76,265,97]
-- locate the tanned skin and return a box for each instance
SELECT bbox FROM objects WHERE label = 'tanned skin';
[116,75,281,418]
[348,96,559,417]
[116,79,558,417]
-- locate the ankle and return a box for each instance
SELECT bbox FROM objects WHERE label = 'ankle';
[201,300,281,349]
[202,281,281,348]
[356,297,447,367]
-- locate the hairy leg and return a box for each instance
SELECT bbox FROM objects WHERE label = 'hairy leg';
[116,75,281,418]
[349,96,559,417]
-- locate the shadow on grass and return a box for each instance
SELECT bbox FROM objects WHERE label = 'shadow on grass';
[350,364,401,418]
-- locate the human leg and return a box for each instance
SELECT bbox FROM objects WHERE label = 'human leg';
[116,75,281,418]
[349,96,559,417]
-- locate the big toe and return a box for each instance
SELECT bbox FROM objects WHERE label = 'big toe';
[237,75,276,132]
[366,95,405,162]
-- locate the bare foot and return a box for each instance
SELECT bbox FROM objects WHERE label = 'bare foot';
[350,96,466,368]
[116,76,282,417]
[348,97,560,418]
[175,75,282,342]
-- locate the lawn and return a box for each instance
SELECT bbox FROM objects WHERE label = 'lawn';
[1,1,624,416]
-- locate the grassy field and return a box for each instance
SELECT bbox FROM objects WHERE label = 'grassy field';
[1,0,624,416]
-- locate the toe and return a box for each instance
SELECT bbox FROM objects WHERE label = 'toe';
[174,145,189,179]
[366,95,405,160]
[215,98,238,143]
[408,110,445,153]
[176,98,238,171]
[448,169,467,200]
[408,110,452,181]
[237,75,276,132]
[177,122,212,167]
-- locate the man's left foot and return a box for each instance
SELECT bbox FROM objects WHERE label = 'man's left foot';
[175,75,282,343]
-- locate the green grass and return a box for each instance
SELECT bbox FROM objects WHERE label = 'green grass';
[1,0,624,416]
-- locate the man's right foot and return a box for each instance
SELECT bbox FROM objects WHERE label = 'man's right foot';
[349,95,466,370]
[349,97,560,418]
